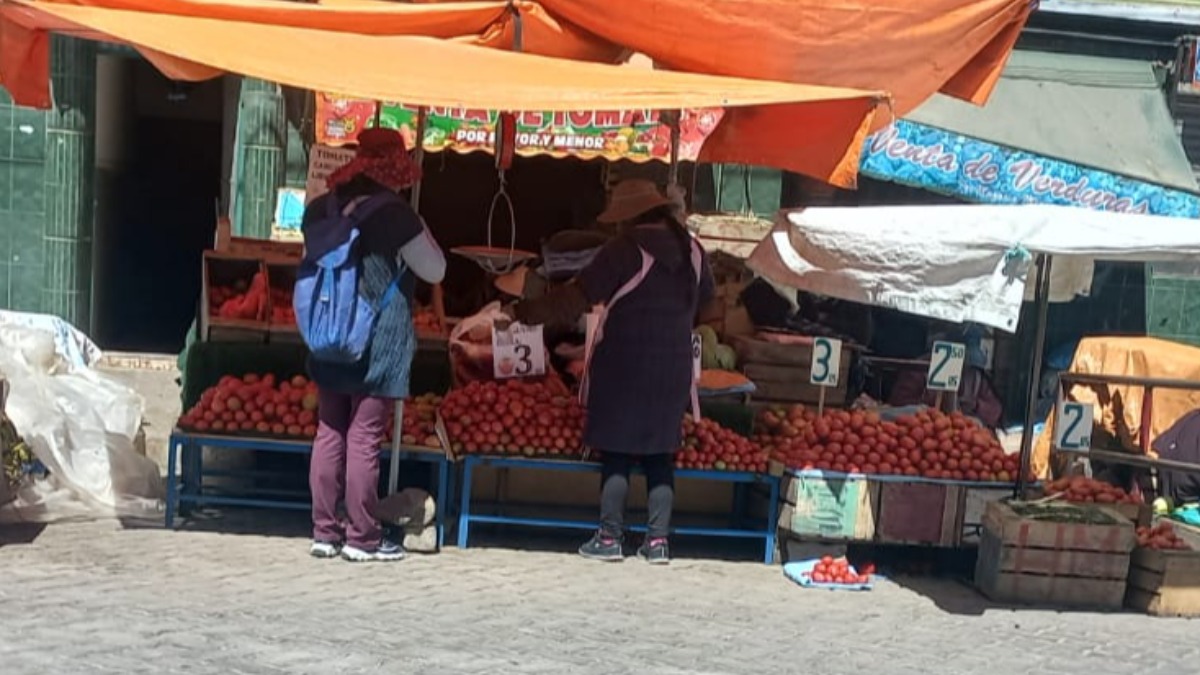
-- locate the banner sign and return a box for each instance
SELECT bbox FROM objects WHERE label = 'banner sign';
[860,119,1200,218]
[315,93,723,163]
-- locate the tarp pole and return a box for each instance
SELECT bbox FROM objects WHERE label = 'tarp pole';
[387,105,429,496]
[411,106,429,211]
[667,110,682,187]
[1015,253,1053,499]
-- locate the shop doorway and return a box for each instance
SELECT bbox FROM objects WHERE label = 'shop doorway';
[93,57,224,353]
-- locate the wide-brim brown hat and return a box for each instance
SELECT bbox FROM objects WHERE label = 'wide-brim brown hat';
[596,179,672,224]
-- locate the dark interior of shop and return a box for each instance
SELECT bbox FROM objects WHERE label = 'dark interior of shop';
[93,58,222,353]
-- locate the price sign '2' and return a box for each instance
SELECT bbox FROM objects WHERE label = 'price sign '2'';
[1053,400,1094,452]
[927,341,966,392]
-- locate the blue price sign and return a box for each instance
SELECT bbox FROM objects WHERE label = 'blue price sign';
[1053,400,1093,452]
[927,341,966,392]
[809,337,842,387]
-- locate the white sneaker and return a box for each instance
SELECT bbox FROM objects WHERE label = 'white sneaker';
[341,540,406,562]
[310,541,342,559]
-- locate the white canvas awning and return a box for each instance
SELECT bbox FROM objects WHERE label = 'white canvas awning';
[747,204,1200,332]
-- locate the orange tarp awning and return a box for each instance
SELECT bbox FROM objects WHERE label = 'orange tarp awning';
[537,0,1033,118]
[0,0,885,186]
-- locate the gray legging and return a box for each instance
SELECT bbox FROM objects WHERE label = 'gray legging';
[599,451,675,539]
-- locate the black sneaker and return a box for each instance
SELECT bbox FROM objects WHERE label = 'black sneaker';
[578,532,624,561]
[637,537,670,565]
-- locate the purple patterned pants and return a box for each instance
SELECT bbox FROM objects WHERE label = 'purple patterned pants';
[310,390,390,550]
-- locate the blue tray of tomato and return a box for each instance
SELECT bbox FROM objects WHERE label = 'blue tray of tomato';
[784,556,875,591]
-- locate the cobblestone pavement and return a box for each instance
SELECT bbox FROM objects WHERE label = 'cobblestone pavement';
[0,513,1195,675]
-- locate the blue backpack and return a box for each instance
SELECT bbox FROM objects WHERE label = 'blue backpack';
[294,192,403,364]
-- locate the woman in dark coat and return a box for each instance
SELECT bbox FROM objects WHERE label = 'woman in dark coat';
[515,180,714,564]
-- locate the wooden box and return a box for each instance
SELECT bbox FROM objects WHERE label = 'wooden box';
[876,482,963,547]
[265,262,302,344]
[200,252,268,343]
[778,472,877,541]
[1125,545,1200,617]
[975,500,1135,610]
[959,486,1011,546]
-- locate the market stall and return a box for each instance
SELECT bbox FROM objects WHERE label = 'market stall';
[747,202,1200,609]
[0,0,1045,562]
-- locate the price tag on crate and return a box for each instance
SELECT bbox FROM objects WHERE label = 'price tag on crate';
[692,333,702,379]
[492,322,545,379]
[1053,399,1093,452]
[809,337,842,387]
[926,341,966,392]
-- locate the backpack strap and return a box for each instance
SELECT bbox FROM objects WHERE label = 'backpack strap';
[340,191,399,224]
[378,261,406,313]
[337,191,408,313]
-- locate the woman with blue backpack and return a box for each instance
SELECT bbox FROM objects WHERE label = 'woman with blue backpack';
[512,179,715,564]
[294,128,445,562]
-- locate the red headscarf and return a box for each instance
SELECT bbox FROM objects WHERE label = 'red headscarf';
[326,127,422,192]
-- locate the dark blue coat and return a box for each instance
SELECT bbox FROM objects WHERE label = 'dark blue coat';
[578,223,714,455]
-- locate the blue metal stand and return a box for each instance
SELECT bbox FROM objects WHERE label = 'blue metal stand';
[165,431,452,549]
[456,455,780,564]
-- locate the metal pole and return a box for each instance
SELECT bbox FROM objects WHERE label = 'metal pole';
[1015,253,1054,499]
[667,110,682,187]
[410,106,429,210]
[388,106,429,496]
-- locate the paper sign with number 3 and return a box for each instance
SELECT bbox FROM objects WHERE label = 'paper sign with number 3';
[492,322,546,379]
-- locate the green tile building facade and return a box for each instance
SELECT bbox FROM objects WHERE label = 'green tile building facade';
[1146,264,1200,346]
[0,38,97,324]
[0,40,294,336]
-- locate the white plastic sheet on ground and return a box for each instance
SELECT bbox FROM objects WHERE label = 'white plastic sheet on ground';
[0,318,162,523]
[748,204,1200,332]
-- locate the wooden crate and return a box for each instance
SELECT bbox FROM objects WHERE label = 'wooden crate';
[200,252,268,343]
[1125,544,1200,617]
[264,262,302,344]
[959,486,1011,546]
[777,473,877,541]
[876,482,963,547]
[974,500,1135,610]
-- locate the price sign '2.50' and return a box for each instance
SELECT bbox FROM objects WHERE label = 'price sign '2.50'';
[926,341,966,392]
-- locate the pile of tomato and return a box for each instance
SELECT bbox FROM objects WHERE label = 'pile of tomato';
[1137,522,1192,551]
[808,556,875,585]
[757,405,1029,483]
[1043,476,1141,505]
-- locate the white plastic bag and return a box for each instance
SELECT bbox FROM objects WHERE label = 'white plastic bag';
[0,320,162,522]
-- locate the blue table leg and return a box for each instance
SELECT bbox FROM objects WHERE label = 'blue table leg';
[165,435,179,528]
[456,456,475,549]
[731,483,747,528]
[435,457,449,551]
[764,476,781,565]
[193,440,204,498]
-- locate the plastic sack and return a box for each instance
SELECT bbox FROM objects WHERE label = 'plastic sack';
[0,320,163,523]
[448,302,559,387]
